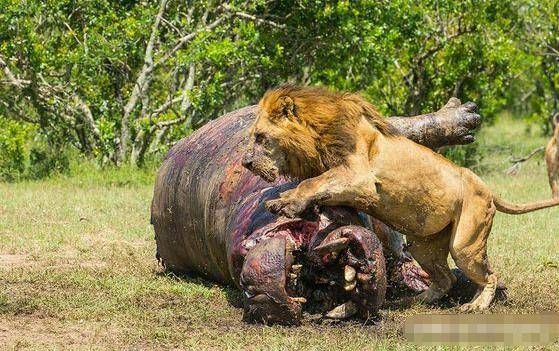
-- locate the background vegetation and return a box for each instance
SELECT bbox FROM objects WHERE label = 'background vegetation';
[2,2,559,349]
[1,0,558,179]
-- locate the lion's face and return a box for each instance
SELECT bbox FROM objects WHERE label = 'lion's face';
[243,85,368,181]
[242,108,289,182]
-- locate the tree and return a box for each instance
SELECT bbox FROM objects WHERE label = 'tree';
[513,0,559,133]
[0,0,280,165]
[0,0,549,169]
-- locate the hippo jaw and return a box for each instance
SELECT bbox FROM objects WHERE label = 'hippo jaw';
[238,208,387,325]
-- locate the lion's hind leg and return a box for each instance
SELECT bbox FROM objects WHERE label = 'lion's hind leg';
[549,167,559,198]
[407,227,456,305]
[450,196,498,312]
[546,137,559,198]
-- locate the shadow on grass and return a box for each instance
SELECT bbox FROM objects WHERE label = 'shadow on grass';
[154,269,244,308]
[152,266,510,327]
[384,268,509,311]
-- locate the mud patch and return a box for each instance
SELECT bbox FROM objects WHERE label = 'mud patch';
[0,315,113,350]
[0,254,30,269]
[0,253,107,271]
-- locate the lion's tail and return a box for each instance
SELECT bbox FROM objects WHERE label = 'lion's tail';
[493,195,559,214]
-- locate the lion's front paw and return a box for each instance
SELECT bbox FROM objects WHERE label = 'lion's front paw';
[265,198,307,218]
[279,188,296,199]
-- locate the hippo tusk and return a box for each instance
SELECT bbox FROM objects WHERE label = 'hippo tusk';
[325,301,357,319]
[313,237,350,255]
[344,265,356,282]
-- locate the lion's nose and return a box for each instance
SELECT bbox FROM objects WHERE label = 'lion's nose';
[242,155,254,169]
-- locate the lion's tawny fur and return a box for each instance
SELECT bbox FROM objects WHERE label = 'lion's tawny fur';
[546,113,559,198]
[257,84,398,179]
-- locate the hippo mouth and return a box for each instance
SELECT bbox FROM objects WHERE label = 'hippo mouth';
[239,208,387,325]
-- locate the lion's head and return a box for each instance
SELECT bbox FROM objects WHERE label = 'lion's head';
[242,84,397,182]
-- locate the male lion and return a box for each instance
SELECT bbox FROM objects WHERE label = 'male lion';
[546,113,559,198]
[242,84,559,311]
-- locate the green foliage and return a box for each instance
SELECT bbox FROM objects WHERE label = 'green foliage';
[0,117,72,181]
[0,118,33,181]
[0,0,558,175]
[511,0,559,134]
[443,144,482,170]
[26,140,70,180]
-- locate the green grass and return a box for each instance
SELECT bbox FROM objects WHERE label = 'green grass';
[1,115,558,350]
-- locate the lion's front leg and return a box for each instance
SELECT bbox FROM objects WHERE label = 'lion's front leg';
[265,167,373,218]
[265,196,310,219]
[265,192,331,218]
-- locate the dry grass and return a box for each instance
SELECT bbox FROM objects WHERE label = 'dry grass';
[1,116,558,350]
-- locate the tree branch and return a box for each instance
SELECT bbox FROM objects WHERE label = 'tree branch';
[119,0,168,163]
[72,94,101,143]
[149,96,184,119]
[0,56,30,88]
[509,146,545,163]
[156,15,226,67]
[231,11,285,28]
[180,63,195,114]
[415,26,475,65]
[0,100,37,123]
[505,147,545,176]
[147,64,196,121]
[1,54,101,153]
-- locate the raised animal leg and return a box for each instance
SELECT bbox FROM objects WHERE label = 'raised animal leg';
[546,134,559,198]
[265,166,378,218]
[549,167,559,198]
[450,196,498,312]
[406,228,455,304]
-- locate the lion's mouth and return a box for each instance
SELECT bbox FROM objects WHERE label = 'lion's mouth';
[254,166,279,183]
[241,156,279,183]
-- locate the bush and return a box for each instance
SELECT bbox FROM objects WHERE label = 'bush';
[0,118,33,181]
[442,143,483,171]
[0,117,71,182]
[26,141,70,180]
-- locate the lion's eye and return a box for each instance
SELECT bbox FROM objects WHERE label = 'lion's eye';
[254,133,265,144]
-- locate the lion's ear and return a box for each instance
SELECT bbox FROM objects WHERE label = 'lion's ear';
[279,96,295,119]
[553,113,559,126]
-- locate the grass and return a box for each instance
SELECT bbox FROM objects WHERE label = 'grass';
[1,115,558,350]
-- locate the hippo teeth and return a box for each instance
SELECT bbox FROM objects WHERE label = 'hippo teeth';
[325,301,357,319]
[291,264,302,274]
[242,223,386,324]
[291,297,307,304]
[344,281,357,292]
[344,265,356,282]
